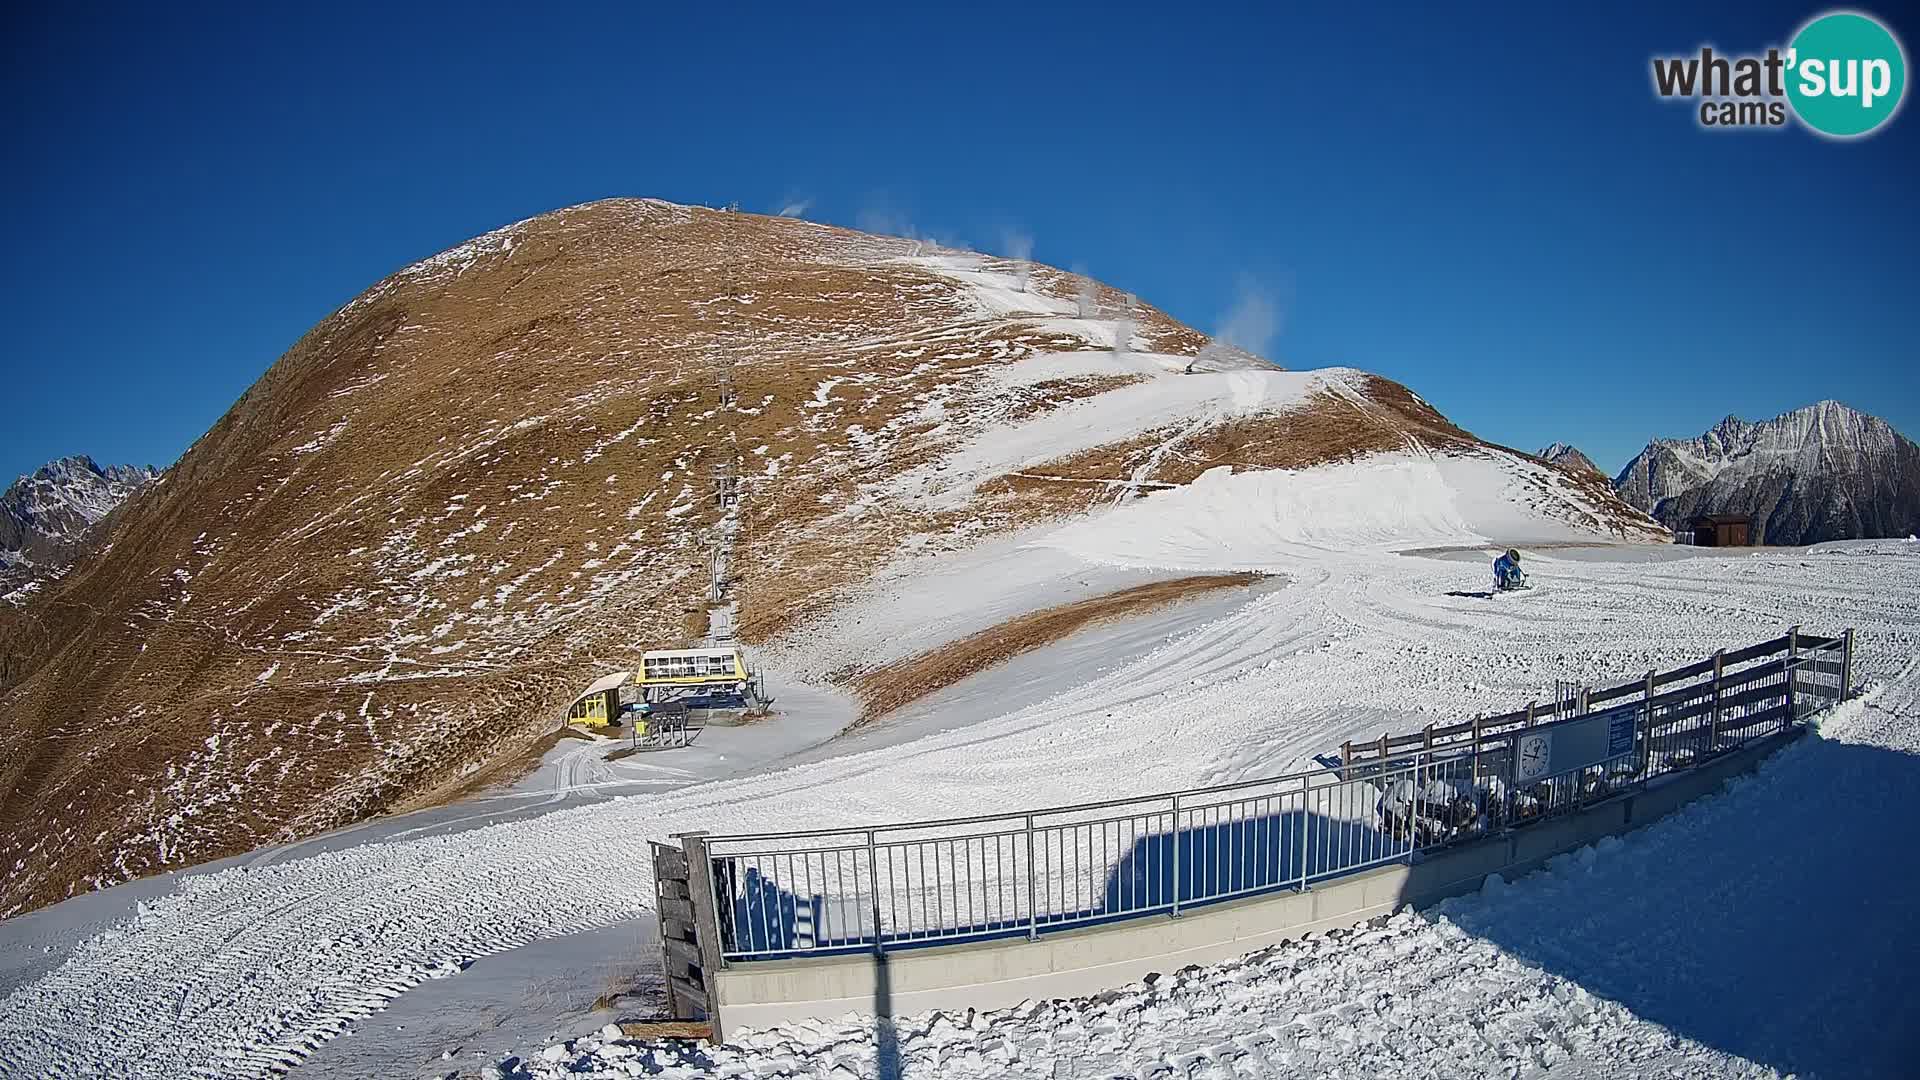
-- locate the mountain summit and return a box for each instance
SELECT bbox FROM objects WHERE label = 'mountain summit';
[1537,443,1603,478]
[0,199,1662,914]
[1613,401,1920,544]
[1,455,159,597]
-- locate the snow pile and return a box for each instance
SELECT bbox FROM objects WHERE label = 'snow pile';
[1807,537,1920,557]
[503,914,1757,1079]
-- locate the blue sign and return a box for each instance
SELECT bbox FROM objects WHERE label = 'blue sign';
[1607,708,1637,758]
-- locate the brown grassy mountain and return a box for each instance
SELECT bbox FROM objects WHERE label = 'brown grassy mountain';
[0,199,1660,914]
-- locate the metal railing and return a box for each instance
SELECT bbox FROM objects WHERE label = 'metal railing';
[697,629,1852,961]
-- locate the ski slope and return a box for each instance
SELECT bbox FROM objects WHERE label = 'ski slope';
[504,677,1920,1080]
[1,498,1916,1077]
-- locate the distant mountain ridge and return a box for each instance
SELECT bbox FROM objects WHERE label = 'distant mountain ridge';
[1537,442,1603,478]
[1613,401,1920,545]
[1,456,160,596]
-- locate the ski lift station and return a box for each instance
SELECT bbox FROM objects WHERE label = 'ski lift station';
[563,670,631,728]
[563,646,769,731]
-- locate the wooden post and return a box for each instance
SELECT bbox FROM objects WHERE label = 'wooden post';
[676,830,727,1042]
[1471,716,1483,785]
[651,842,691,1020]
[1709,650,1725,746]
[1423,723,1434,751]
[1787,624,1801,719]
[1577,686,1590,716]
[1841,628,1855,697]
[1341,740,1352,779]
[1525,701,1537,727]
[1640,670,1656,776]
[1378,732,1389,761]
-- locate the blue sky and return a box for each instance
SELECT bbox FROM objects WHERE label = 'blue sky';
[2,2,1913,484]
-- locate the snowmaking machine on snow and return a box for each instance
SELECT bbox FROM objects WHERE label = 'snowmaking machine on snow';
[1493,548,1530,592]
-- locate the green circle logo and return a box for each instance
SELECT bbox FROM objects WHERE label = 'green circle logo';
[1787,11,1907,137]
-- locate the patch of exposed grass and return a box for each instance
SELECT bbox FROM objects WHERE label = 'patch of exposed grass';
[853,573,1265,725]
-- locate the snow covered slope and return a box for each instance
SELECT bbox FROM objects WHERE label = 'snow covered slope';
[1043,451,1639,568]
[1614,400,1920,544]
[507,660,1920,1080]
[1,537,1912,1079]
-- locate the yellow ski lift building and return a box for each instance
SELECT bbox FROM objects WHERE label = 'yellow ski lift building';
[564,670,631,728]
[563,647,765,731]
[640,647,747,688]
[639,647,765,710]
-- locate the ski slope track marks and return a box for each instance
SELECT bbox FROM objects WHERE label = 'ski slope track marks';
[2,539,1916,1078]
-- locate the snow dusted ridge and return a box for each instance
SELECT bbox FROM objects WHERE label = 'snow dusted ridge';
[1614,400,1920,544]
[2,539,1916,1079]
[1536,441,1602,478]
[0,455,158,552]
[0,454,159,595]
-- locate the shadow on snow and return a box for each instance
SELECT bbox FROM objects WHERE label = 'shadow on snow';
[714,737,1920,1076]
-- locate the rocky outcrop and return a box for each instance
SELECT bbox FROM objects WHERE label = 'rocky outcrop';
[1537,443,1603,479]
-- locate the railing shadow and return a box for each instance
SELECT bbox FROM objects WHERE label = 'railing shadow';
[724,867,836,954]
[715,740,1918,1073]
[1398,735,1920,1077]
[719,807,1406,956]
[1101,808,1396,913]
[872,947,901,1080]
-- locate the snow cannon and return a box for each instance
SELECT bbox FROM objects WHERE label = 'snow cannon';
[1376,776,1479,845]
[1493,549,1529,592]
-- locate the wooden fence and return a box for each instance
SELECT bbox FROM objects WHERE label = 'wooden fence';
[1341,626,1852,767]
[650,836,722,1024]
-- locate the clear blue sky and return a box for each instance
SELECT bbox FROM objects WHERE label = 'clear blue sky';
[2,2,1913,483]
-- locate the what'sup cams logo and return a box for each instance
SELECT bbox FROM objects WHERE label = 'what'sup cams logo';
[1652,10,1907,137]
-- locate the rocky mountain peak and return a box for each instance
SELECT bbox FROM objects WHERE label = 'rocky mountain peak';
[1537,443,1602,477]
[1,454,161,566]
[1613,401,1918,545]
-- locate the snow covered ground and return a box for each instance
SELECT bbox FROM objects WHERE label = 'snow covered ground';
[500,669,1920,1080]
[507,671,1919,1080]
[1,503,1915,1078]
[1038,453,1626,565]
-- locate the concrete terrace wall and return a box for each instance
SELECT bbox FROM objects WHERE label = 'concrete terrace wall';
[712,727,1802,1035]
